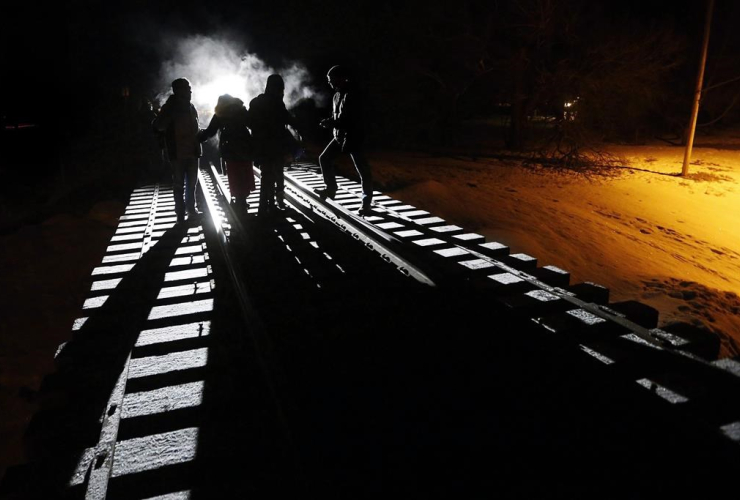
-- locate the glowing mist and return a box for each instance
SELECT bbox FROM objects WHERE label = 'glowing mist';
[156,35,318,121]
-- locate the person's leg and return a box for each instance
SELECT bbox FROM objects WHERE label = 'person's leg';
[170,159,186,221]
[268,159,282,208]
[225,160,245,199]
[318,139,341,194]
[349,151,373,209]
[225,160,250,209]
[275,161,286,209]
[184,158,200,214]
[258,159,276,214]
[245,159,256,195]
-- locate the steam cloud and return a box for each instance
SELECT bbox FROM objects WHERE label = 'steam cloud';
[156,35,319,122]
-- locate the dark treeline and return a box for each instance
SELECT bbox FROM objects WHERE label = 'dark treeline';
[5,0,740,178]
[237,0,740,154]
[62,0,740,152]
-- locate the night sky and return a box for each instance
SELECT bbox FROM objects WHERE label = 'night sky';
[0,2,710,94]
[3,0,738,152]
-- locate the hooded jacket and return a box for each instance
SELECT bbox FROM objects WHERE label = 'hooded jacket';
[199,95,252,161]
[248,85,297,162]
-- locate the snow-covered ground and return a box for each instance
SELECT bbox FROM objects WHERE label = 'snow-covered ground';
[2,129,739,476]
[0,201,124,475]
[366,132,740,358]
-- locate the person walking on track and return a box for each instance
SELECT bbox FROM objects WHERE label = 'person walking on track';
[318,65,374,215]
[248,74,300,216]
[153,77,203,223]
[199,94,255,214]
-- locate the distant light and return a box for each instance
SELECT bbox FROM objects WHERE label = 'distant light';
[4,123,37,130]
[563,98,580,120]
[195,75,248,113]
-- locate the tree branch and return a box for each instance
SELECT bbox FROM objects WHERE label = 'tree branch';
[703,74,740,93]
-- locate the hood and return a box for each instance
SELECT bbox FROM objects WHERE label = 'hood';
[214,95,245,118]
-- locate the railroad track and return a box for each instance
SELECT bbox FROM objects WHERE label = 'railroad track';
[3,160,740,499]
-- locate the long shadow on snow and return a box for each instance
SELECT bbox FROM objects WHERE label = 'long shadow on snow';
[234,211,740,499]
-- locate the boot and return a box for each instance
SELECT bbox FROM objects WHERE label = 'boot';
[275,193,286,210]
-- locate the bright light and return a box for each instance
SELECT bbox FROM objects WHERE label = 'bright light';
[197,75,246,111]
[157,36,322,122]
[563,97,580,120]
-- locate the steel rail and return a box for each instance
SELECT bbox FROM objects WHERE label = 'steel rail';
[250,165,438,287]
[371,199,711,355]
[214,163,732,368]
[280,168,667,348]
[280,167,738,365]
[10,167,734,500]
[197,166,304,483]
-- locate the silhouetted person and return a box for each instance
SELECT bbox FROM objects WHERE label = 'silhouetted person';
[153,77,202,222]
[319,65,373,215]
[248,74,299,216]
[136,97,166,181]
[199,94,255,213]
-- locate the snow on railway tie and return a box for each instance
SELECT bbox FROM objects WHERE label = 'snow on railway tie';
[284,162,740,435]
[3,163,740,498]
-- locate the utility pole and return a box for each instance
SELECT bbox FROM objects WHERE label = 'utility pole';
[682,0,715,177]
